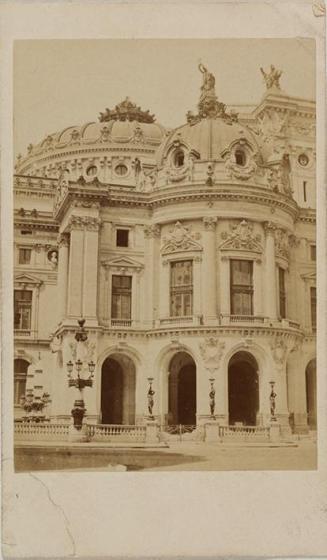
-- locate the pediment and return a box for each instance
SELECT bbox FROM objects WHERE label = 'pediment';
[219,220,262,254]
[15,273,43,286]
[102,256,143,269]
[161,237,202,255]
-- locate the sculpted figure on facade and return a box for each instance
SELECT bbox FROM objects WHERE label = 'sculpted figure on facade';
[270,336,288,369]
[161,221,202,255]
[274,228,290,260]
[199,338,225,375]
[220,220,262,253]
[260,65,283,90]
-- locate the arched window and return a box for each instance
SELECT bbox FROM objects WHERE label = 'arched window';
[174,150,185,168]
[14,358,29,405]
[235,149,246,167]
[115,164,128,176]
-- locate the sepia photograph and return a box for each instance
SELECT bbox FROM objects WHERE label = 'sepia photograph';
[13,38,317,473]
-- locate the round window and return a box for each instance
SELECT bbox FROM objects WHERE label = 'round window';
[298,153,309,167]
[115,163,128,176]
[174,150,185,168]
[86,165,98,177]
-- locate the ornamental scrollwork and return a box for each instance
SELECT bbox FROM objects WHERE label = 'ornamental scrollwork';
[144,224,161,238]
[220,220,262,253]
[199,337,225,374]
[161,221,202,255]
[225,153,257,181]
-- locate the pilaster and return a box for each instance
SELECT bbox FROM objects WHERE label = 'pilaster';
[202,217,218,324]
[264,222,277,319]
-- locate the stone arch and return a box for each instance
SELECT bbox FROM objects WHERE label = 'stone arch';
[305,358,316,430]
[227,350,260,426]
[97,345,142,424]
[100,352,136,424]
[155,343,198,425]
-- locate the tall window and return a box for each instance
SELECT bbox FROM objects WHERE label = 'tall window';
[14,290,32,331]
[310,286,316,330]
[19,248,31,265]
[116,229,129,247]
[111,275,132,319]
[310,245,316,261]
[14,359,29,405]
[230,260,253,315]
[170,260,193,317]
[278,267,286,319]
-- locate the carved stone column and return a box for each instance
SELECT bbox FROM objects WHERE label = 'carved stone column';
[264,222,277,319]
[253,258,263,316]
[144,225,160,327]
[219,256,230,317]
[202,217,218,324]
[159,259,170,321]
[193,256,202,322]
[82,218,101,322]
[67,218,85,318]
[57,233,69,323]
[270,336,291,434]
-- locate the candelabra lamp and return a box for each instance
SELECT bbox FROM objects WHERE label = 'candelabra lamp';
[66,319,95,430]
[209,378,216,419]
[269,381,277,422]
[147,377,155,420]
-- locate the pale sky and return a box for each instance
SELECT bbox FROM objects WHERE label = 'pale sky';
[14,38,315,157]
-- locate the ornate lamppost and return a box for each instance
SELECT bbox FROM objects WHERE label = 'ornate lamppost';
[209,377,216,419]
[269,381,277,422]
[66,319,95,431]
[147,377,155,420]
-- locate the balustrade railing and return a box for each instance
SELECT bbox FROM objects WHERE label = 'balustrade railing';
[229,315,265,324]
[160,316,193,326]
[14,422,70,441]
[87,424,146,442]
[219,425,270,441]
[110,319,132,328]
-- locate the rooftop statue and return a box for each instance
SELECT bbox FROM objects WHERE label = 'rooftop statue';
[99,97,155,123]
[260,65,283,90]
[198,62,216,97]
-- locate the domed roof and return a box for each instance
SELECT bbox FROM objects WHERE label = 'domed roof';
[16,98,166,174]
[159,117,257,163]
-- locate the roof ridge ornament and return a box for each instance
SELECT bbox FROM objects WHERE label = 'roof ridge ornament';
[186,63,238,124]
[98,97,155,123]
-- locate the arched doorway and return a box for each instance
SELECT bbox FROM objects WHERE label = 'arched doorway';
[168,352,196,425]
[14,358,29,405]
[101,354,136,424]
[228,351,259,426]
[305,359,316,430]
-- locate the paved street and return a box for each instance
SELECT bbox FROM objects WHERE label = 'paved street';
[142,439,317,471]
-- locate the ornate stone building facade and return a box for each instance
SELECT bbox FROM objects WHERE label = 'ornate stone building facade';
[14,65,316,435]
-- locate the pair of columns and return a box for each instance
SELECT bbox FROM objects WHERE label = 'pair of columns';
[57,215,100,324]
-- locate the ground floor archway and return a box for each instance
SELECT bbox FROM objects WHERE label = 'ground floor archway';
[101,354,136,424]
[228,351,259,426]
[168,352,196,425]
[305,358,316,430]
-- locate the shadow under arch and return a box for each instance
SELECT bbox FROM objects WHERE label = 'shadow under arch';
[227,350,260,426]
[101,352,136,425]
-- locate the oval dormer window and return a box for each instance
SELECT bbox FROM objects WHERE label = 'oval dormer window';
[174,150,185,168]
[235,149,246,167]
[115,163,128,176]
[86,165,98,177]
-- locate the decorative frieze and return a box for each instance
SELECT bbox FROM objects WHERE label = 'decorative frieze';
[161,221,202,255]
[274,228,290,260]
[220,220,262,253]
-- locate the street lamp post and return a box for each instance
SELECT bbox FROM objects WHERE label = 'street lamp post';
[66,319,95,431]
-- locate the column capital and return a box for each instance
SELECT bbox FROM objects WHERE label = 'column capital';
[144,224,161,238]
[203,216,217,231]
[57,233,69,248]
[264,221,277,234]
[68,215,101,232]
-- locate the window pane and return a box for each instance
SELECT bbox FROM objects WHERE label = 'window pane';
[230,260,253,315]
[14,290,32,329]
[111,276,132,319]
[170,260,193,317]
[19,248,31,265]
[310,287,316,329]
[279,268,286,318]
